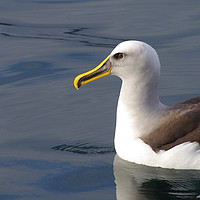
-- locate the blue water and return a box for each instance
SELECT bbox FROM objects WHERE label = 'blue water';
[0,0,200,199]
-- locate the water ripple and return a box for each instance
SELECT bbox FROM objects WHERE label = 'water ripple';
[0,21,120,48]
[0,61,69,86]
[52,143,115,154]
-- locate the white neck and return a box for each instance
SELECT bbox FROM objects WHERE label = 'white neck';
[119,77,160,111]
[115,77,166,142]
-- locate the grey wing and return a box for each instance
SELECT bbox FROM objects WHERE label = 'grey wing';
[141,96,200,152]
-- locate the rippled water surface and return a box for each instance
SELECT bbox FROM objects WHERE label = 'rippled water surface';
[0,0,200,199]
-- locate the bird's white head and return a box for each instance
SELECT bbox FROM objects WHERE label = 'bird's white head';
[110,41,161,84]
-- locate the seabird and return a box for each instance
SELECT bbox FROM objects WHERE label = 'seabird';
[74,41,200,169]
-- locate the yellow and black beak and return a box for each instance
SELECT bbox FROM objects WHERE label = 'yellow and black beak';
[74,55,112,90]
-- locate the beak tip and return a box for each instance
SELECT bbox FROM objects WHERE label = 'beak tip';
[74,76,81,90]
[74,84,80,90]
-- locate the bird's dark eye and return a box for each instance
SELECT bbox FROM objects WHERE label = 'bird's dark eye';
[114,53,124,60]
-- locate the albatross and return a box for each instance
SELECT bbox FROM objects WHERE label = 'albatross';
[74,41,200,169]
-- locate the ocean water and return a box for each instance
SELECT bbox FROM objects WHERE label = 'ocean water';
[0,0,200,199]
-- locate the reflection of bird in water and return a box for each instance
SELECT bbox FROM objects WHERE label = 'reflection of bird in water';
[74,40,200,169]
[113,154,200,200]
